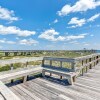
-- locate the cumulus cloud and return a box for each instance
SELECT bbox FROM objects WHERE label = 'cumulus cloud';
[68,13,100,28]
[58,0,100,16]
[38,29,87,41]
[0,25,36,37]
[68,17,86,28]
[53,19,58,23]
[88,13,100,22]
[38,29,59,41]
[0,6,19,22]
[0,38,16,44]
[19,38,38,45]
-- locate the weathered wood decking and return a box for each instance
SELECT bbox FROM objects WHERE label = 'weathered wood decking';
[9,63,100,100]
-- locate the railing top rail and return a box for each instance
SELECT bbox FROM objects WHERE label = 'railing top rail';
[43,57,75,62]
[74,53,100,61]
[43,53,100,62]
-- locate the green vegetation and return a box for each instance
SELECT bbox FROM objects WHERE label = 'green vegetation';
[0,61,42,72]
[0,51,93,60]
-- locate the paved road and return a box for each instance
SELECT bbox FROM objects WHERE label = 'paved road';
[0,57,43,66]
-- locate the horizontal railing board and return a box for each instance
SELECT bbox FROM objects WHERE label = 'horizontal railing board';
[43,57,75,62]
[0,57,43,66]
[75,53,100,61]
[0,67,42,82]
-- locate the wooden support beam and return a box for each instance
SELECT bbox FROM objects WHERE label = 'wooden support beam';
[89,58,92,69]
[50,73,52,76]
[60,61,62,68]
[60,76,62,79]
[23,76,27,83]
[82,60,84,66]
[94,57,96,66]
[96,56,99,64]
[50,60,52,66]
[42,60,44,66]
[42,70,45,77]
[71,62,76,72]
[82,68,84,76]
[86,66,88,73]
[11,79,14,83]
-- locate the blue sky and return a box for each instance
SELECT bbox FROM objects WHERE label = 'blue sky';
[0,0,100,50]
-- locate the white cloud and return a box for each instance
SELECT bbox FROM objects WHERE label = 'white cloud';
[0,38,16,44]
[84,43,90,46]
[53,19,58,23]
[38,29,59,41]
[0,6,19,22]
[88,13,100,22]
[6,41,16,44]
[38,29,87,41]
[19,38,38,45]
[58,0,100,16]
[65,34,87,41]
[68,17,86,28]
[0,25,36,37]
[90,34,94,37]
[0,39,5,43]
[68,13,100,28]
[69,41,80,44]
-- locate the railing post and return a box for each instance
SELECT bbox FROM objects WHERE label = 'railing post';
[50,60,52,76]
[10,63,14,83]
[26,61,28,67]
[96,56,99,64]
[60,61,62,79]
[23,75,27,83]
[71,60,76,72]
[42,59,44,66]
[89,58,92,69]
[82,60,84,66]
[50,60,52,66]
[94,57,96,66]
[86,59,88,73]
[42,69,45,77]
[60,61,62,68]
[82,68,84,76]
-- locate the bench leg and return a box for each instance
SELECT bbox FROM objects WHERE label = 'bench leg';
[23,76,27,83]
[73,76,76,82]
[11,79,14,83]
[50,73,52,76]
[42,70,45,77]
[60,76,62,79]
[67,76,73,85]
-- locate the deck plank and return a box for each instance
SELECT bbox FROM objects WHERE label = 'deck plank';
[9,63,100,100]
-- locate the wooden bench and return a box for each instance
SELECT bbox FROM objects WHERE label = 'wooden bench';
[42,67,76,85]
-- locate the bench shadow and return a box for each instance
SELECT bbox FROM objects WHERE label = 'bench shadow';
[6,74,70,87]
[42,75,70,86]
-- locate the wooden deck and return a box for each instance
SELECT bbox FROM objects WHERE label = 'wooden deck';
[9,63,100,100]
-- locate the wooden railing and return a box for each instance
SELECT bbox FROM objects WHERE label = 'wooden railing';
[0,53,100,99]
[0,57,43,100]
[74,53,100,76]
[42,53,100,76]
